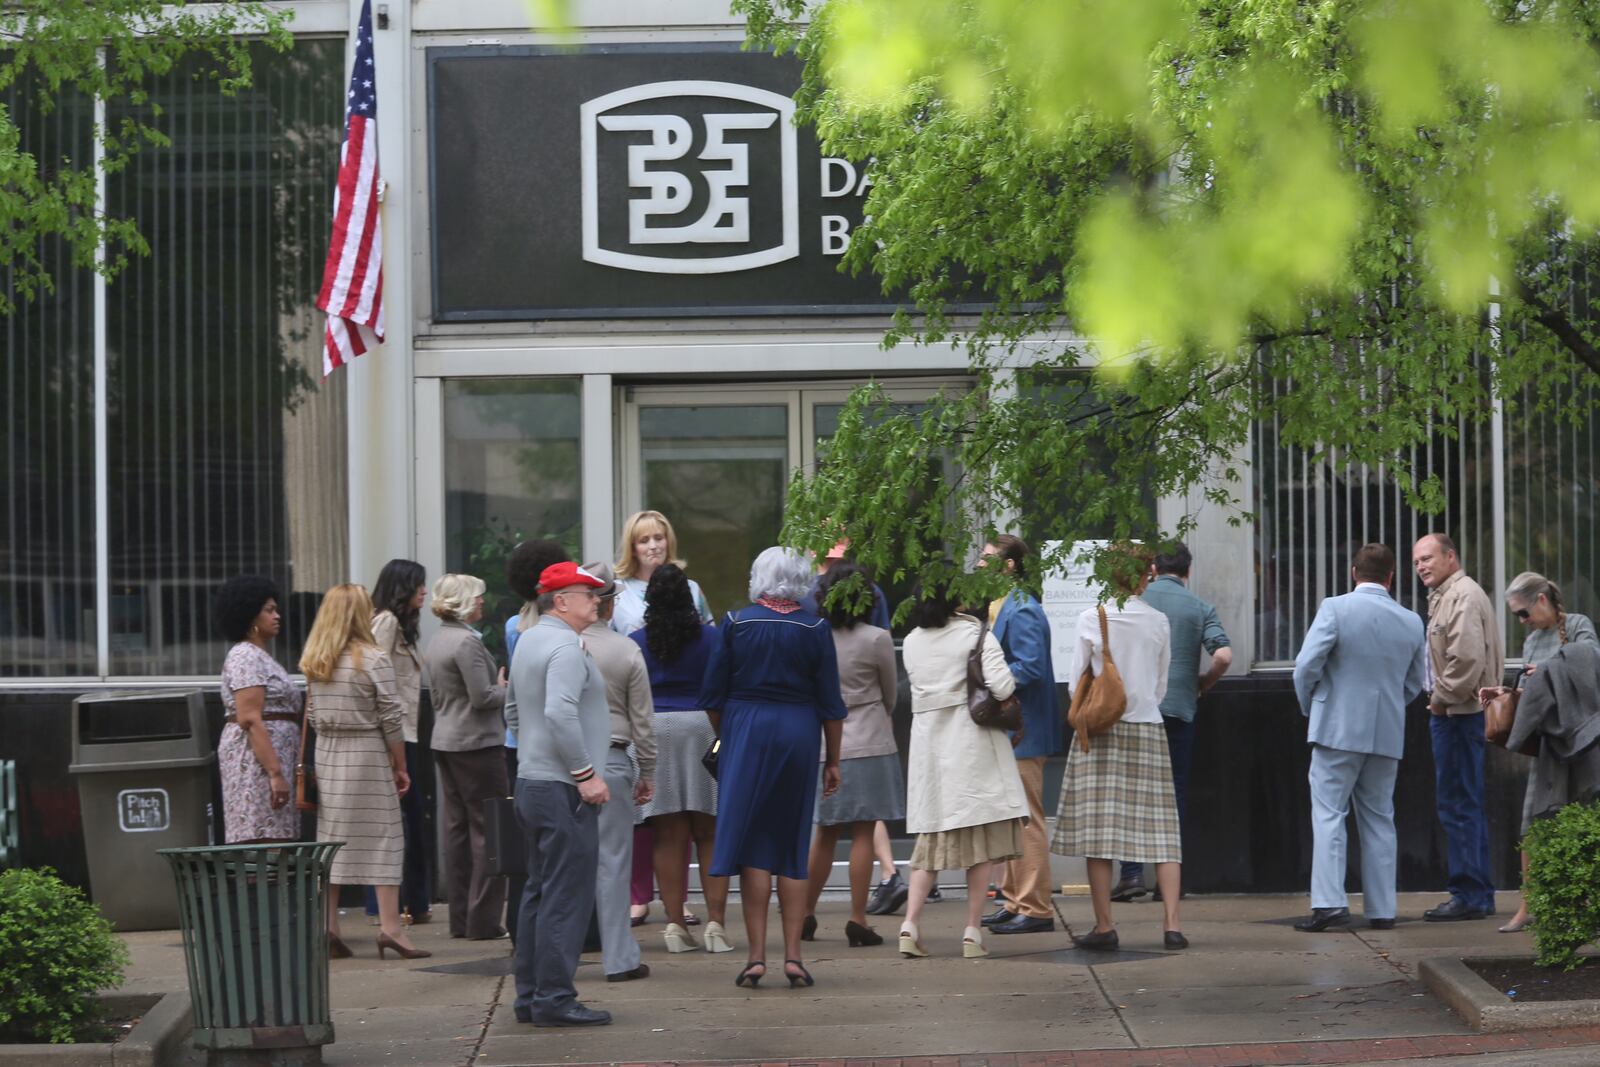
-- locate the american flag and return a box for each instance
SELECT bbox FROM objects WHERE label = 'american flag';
[317,0,384,377]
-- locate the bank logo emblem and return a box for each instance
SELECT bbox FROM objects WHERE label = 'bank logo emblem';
[581,81,798,274]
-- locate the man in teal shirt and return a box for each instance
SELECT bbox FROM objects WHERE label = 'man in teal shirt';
[1111,544,1232,902]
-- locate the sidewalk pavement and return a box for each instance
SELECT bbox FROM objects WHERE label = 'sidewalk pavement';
[119,890,1600,1067]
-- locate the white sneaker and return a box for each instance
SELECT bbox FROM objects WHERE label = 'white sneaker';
[703,921,734,953]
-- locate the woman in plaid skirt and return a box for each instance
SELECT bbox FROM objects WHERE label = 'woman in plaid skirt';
[1051,546,1187,951]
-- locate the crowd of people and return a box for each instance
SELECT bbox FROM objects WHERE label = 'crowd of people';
[209,517,1593,1028]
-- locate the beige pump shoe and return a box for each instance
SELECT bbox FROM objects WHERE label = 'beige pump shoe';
[962,926,989,958]
[898,921,929,958]
[703,921,734,953]
[663,922,699,953]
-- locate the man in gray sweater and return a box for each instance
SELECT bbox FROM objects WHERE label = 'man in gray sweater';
[505,562,613,1028]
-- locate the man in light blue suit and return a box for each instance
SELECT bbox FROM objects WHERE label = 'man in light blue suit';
[1292,543,1427,932]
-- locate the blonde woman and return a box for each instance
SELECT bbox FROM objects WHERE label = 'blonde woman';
[301,584,430,961]
[612,510,713,636]
[426,573,510,940]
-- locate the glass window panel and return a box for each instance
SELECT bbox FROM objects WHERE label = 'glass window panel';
[1504,376,1600,652]
[104,40,349,676]
[640,404,789,618]
[0,83,97,677]
[1253,375,1494,664]
[444,378,583,653]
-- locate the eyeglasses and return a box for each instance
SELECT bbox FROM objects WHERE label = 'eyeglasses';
[1513,607,1532,620]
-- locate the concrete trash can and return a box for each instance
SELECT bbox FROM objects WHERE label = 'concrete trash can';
[69,689,215,930]
[161,843,342,1065]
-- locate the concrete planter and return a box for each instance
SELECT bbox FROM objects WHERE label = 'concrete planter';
[0,992,192,1067]
[1421,956,1600,1032]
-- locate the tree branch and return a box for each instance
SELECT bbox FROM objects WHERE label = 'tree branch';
[1515,277,1600,379]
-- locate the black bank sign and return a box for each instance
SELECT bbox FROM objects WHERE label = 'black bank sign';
[428,45,886,320]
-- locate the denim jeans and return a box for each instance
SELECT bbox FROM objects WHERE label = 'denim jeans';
[1120,716,1195,885]
[1430,712,1495,911]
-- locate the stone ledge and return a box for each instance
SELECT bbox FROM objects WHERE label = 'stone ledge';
[0,991,192,1067]
[1421,955,1600,1032]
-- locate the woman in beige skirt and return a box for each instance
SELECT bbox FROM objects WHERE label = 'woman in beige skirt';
[302,584,431,962]
[898,580,1023,959]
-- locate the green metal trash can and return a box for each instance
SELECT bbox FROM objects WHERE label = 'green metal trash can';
[160,843,342,1063]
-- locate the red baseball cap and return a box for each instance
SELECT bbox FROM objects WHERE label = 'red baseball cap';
[537,562,607,593]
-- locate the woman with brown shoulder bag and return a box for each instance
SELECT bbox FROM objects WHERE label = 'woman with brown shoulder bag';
[1051,544,1187,951]
[1477,571,1598,933]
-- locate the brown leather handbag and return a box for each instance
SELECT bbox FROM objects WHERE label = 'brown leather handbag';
[968,617,1024,735]
[294,696,318,813]
[1067,605,1127,752]
[1484,674,1540,757]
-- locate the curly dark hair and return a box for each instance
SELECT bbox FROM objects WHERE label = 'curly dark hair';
[644,564,704,665]
[215,575,282,643]
[817,562,872,630]
[508,539,569,602]
[372,558,426,648]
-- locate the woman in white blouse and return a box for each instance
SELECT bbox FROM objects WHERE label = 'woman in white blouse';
[898,580,1024,960]
[1051,545,1186,950]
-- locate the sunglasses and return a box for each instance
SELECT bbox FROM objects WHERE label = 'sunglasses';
[1514,607,1532,620]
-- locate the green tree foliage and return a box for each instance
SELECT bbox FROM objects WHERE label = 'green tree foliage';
[1,0,291,315]
[733,0,1600,603]
[1523,798,1600,971]
[0,867,130,1044]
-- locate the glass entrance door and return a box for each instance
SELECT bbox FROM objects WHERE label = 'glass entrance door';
[620,381,963,620]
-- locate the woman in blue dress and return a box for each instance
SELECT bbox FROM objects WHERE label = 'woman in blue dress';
[701,546,847,989]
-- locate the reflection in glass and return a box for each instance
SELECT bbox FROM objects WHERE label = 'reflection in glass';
[105,41,349,675]
[0,83,96,676]
[641,405,789,618]
[445,379,583,644]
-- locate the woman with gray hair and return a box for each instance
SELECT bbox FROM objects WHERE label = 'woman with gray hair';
[426,572,511,940]
[701,547,847,989]
[1478,570,1597,933]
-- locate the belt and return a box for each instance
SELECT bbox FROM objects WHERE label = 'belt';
[225,712,302,725]
[610,740,630,750]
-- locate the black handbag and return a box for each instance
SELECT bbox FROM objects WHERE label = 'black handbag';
[701,737,721,780]
[482,795,524,877]
[968,616,1025,737]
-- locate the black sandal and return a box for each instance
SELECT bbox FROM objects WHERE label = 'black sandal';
[784,959,814,988]
[735,960,766,988]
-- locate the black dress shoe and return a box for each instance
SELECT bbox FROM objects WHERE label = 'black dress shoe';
[982,906,1017,927]
[605,963,650,982]
[992,914,1055,935]
[1294,907,1351,933]
[530,1004,612,1027]
[1424,898,1487,922]
[1071,928,1119,951]
[801,914,818,941]
[1109,879,1148,903]
[1367,918,1396,930]
[1163,930,1189,950]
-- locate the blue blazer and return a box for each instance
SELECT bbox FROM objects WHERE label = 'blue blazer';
[1293,584,1427,760]
[994,592,1060,758]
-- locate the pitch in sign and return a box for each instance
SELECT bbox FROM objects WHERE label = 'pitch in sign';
[429,45,890,320]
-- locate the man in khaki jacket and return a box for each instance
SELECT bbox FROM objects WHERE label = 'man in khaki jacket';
[580,562,657,981]
[1413,533,1503,921]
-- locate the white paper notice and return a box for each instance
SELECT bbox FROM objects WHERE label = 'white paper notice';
[1040,540,1107,685]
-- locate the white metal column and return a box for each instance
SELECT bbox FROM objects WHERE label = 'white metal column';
[92,55,110,677]
[345,0,416,587]
[1489,280,1508,627]
[581,375,616,566]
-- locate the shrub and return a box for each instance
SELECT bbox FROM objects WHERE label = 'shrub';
[0,868,129,1043]
[1524,797,1600,972]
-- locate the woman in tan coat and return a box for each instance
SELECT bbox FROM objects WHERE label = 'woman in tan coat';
[302,584,430,961]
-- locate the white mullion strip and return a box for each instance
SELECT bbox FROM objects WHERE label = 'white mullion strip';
[1488,282,1508,635]
[93,49,110,679]
[581,374,615,565]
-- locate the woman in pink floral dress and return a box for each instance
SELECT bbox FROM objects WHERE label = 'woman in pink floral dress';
[216,576,303,843]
